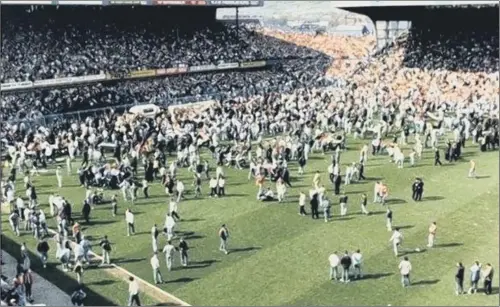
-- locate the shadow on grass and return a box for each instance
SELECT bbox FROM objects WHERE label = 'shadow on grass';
[386,198,407,205]
[181,218,205,222]
[421,196,445,202]
[113,257,146,264]
[367,211,386,216]
[184,259,219,269]
[362,272,393,280]
[166,277,199,284]
[435,242,463,248]
[230,246,261,253]
[1,235,116,306]
[395,225,414,230]
[87,279,116,286]
[413,279,440,286]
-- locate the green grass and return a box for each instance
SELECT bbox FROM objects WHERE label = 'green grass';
[2,137,499,306]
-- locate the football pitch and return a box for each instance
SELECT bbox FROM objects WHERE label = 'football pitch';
[2,137,499,306]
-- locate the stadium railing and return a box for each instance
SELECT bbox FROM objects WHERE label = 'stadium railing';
[0,60,270,92]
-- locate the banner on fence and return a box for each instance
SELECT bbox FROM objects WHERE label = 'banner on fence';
[189,65,217,73]
[217,63,239,69]
[32,74,106,87]
[127,70,156,78]
[0,81,33,91]
[156,67,188,76]
[239,61,266,69]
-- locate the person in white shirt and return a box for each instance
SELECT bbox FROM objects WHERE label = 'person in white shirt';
[150,253,164,284]
[119,180,131,201]
[351,249,363,279]
[66,156,72,175]
[298,192,307,216]
[128,276,141,306]
[322,197,331,223]
[313,171,321,190]
[176,180,185,203]
[125,209,135,236]
[56,166,63,188]
[389,228,403,257]
[344,165,352,185]
[151,224,159,253]
[216,166,224,180]
[409,149,416,167]
[164,213,176,241]
[74,243,85,264]
[169,197,180,221]
[217,176,226,197]
[209,177,218,197]
[328,252,340,281]
[162,241,176,271]
[398,256,412,287]
[276,179,286,203]
[468,261,482,294]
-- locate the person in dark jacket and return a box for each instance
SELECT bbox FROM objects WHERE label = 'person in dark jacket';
[412,179,419,201]
[434,147,442,166]
[81,200,91,224]
[36,239,50,268]
[334,174,342,195]
[455,262,465,295]
[178,238,189,267]
[23,269,33,303]
[310,193,319,219]
[415,178,424,201]
[340,251,352,283]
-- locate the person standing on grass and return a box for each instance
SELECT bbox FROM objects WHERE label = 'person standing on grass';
[178,238,189,267]
[455,262,465,295]
[150,253,164,285]
[111,194,118,217]
[322,196,331,223]
[399,256,412,287]
[56,166,63,188]
[125,208,135,236]
[217,176,226,197]
[427,222,437,248]
[298,191,307,216]
[142,179,149,199]
[328,252,340,281]
[339,194,348,217]
[434,147,443,166]
[128,276,141,306]
[389,227,403,257]
[386,207,393,231]
[176,180,185,203]
[99,235,112,266]
[360,193,369,215]
[310,193,319,220]
[351,249,363,279]
[193,174,202,198]
[482,263,494,295]
[164,213,176,241]
[340,251,352,283]
[81,200,91,224]
[36,238,49,268]
[219,224,229,255]
[209,177,218,198]
[169,197,180,221]
[162,241,176,272]
[468,160,476,178]
[8,209,20,236]
[151,224,159,253]
[468,261,481,294]
[74,260,84,285]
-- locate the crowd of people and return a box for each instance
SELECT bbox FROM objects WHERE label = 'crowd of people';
[1,6,327,83]
[1,58,337,121]
[1,5,499,306]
